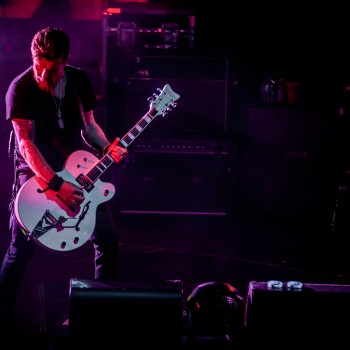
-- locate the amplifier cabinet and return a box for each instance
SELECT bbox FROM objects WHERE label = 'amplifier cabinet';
[125,75,227,137]
[236,107,339,212]
[68,278,184,347]
[102,53,228,140]
[244,281,350,349]
[112,151,234,215]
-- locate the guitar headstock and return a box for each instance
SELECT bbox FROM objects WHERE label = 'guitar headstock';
[148,84,180,117]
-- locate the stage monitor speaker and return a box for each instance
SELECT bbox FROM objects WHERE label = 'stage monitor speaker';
[244,281,350,349]
[68,278,184,347]
[237,107,339,212]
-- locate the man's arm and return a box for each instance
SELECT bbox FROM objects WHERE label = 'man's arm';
[84,110,127,161]
[84,110,111,153]
[12,118,56,183]
[12,118,85,205]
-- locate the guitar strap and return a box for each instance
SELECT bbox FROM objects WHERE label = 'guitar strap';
[8,129,16,229]
[67,70,100,156]
[78,99,94,151]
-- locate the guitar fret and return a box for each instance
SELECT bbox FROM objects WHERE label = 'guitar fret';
[139,118,150,128]
[127,132,135,140]
[129,128,140,137]
[144,115,152,123]
[123,136,132,148]
[95,165,105,173]
[92,156,113,180]
[89,166,102,177]
[120,139,128,147]
[99,160,109,170]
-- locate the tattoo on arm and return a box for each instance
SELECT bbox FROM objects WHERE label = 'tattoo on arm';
[12,118,35,142]
[12,119,55,182]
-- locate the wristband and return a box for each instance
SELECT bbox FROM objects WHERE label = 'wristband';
[47,174,64,191]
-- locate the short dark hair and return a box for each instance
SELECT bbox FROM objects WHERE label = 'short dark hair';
[31,27,70,61]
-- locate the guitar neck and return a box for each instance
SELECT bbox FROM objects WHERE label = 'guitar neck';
[82,83,180,186]
[119,109,156,149]
[83,109,156,185]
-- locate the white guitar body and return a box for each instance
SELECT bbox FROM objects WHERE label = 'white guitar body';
[14,84,180,252]
[14,150,115,252]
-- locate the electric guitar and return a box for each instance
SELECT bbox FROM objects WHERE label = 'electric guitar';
[14,84,180,252]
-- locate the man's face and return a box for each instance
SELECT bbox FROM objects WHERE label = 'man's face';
[33,56,66,93]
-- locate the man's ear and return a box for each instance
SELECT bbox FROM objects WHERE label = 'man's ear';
[63,54,70,64]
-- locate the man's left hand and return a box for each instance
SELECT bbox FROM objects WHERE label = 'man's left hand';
[106,138,127,162]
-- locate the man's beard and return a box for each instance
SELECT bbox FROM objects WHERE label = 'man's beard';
[35,76,55,93]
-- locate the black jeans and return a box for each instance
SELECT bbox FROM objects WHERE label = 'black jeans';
[0,173,119,314]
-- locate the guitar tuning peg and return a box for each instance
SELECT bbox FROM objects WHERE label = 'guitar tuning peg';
[156,87,162,93]
[147,96,153,102]
[162,111,168,118]
[171,102,177,108]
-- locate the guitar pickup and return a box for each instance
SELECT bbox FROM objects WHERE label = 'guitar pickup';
[76,174,94,192]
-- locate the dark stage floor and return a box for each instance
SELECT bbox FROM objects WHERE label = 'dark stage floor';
[1,208,350,349]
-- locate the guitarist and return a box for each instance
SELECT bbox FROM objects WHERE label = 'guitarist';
[0,27,127,336]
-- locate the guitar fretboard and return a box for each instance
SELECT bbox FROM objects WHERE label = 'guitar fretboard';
[120,112,155,148]
[80,111,156,187]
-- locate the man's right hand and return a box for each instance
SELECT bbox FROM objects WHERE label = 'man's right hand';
[59,181,85,207]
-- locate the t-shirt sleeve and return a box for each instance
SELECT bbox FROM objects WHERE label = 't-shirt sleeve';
[5,79,31,121]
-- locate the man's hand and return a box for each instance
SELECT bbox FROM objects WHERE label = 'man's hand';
[106,138,128,163]
[59,181,85,207]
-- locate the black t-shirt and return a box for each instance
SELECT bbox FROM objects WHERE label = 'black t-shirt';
[5,65,97,173]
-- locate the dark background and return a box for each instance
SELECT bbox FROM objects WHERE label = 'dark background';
[1,1,350,348]
[1,0,349,215]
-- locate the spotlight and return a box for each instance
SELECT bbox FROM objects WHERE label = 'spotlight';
[185,281,245,344]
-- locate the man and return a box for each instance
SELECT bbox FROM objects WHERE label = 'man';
[0,27,127,334]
